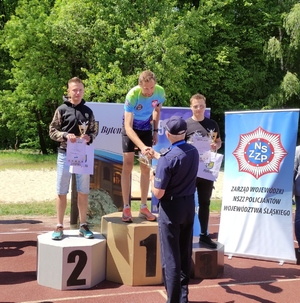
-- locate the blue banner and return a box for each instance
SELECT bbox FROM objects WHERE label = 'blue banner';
[218,109,299,263]
[151,107,211,236]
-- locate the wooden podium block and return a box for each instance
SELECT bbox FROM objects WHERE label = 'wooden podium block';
[101,212,162,286]
[191,237,224,279]
[37,230,106,290]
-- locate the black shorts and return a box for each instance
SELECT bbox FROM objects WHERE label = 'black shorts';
[122,128,153,152]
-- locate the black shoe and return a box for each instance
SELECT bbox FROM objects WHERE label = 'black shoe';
[199,234,217,248]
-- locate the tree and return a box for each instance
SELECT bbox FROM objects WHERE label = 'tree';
[178,0,286,135]
[0,0,19,149]
[0,0,101,152]
[1,0,296,151]
[266,1,300,109]
[81,0,191,106]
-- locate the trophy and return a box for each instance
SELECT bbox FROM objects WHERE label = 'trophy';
[136,152,156,174]
[137,152,151,167]
[78,121,88,136]
[209,129,217,143]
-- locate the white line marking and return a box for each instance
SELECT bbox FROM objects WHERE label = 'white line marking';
[19,278,300,303]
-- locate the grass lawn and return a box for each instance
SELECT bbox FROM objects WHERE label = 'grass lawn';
[0,149,57,170]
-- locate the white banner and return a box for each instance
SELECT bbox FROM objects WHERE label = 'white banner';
[87,102,124,163]
[218,109,299,263]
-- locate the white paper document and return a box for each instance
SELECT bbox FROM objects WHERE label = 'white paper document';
[66,138,86,166]
[69,144,94,175]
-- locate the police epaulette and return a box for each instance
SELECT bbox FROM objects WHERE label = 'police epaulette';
[159,148,170,156]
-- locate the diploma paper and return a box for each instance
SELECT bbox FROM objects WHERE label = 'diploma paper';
[69,144,94,175]
[192,136,211,164]
[66,138,86,166]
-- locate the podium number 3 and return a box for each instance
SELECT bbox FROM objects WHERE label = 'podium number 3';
[140,234,157,277]
[199,253,213,277]
[67,250,87,286]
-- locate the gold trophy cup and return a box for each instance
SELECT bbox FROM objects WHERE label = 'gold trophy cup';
[78,121,88,136]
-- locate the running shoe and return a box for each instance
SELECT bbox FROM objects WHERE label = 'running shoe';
[79,224,94,239]
[52,226,63,240]
[122,207,133,223]
[139,206,156,221]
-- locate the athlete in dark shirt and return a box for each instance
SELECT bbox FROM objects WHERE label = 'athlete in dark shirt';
[185,93,222,248]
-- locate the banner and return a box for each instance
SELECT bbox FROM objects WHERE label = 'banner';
[151,107,211,212]
[86,102,212,234]
[87,103,124,163]
[218,109,299,263]
[151,107,212,236]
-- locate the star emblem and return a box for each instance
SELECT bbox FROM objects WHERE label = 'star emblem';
[233,127,287,179]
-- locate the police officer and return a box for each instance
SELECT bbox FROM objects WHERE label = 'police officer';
[151,116,199,303]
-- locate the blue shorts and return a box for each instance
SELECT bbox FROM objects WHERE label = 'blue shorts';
[56,152,90,195]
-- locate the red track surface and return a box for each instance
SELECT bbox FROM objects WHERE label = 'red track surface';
[1,214,300,303]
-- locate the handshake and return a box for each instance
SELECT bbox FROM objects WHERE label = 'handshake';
[140,146,160,161]
[137,146,160,175]
[138,149,157,176]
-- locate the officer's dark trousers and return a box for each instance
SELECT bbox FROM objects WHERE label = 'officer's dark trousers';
[158,195,194,303]
[195,177,214,235]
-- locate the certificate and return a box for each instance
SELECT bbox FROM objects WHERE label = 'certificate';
[66,138,86,166]
[192,136,211,164]
[69,144,94,175]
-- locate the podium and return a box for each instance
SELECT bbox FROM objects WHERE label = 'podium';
[191,237,224,279]
[101,212,163,286]
[37,230,106,290]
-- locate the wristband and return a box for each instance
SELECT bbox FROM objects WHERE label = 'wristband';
[153,129,158,132]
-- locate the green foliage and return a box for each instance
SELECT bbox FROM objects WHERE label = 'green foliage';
[83,0,190,105]
[178,0,284,134]
[285,3,300,49]
[281,72,300,99]
[265,0,300,109]
[1,0,300,151]
[0,0,68,153]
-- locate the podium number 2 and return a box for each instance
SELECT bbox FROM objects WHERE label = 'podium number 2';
[140,234,157,277]
[67,250,87,286]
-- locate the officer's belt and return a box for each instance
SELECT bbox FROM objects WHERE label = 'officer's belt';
[161,194,194,201]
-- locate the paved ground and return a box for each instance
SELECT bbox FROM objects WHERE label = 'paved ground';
[1,214,300,303]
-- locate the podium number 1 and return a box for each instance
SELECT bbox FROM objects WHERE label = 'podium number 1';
[140,234,157,277]
[67,250,87,286]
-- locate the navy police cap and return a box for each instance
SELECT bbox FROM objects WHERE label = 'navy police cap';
[165,116,187,135]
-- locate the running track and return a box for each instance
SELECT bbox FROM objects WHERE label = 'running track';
[1,214,300,303]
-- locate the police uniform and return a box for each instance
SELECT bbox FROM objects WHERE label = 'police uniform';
[154,135,199,303]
